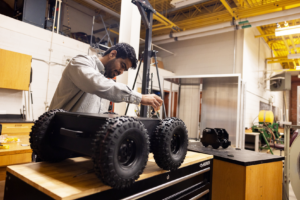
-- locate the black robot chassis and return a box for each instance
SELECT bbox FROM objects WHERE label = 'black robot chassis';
[201,128,231,149]
[30,110,189,189]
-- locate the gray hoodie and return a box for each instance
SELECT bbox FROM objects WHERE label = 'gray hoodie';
[49,54,141,113]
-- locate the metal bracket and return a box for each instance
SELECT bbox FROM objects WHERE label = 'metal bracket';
[136,2,150,29]
[132,0,156,13]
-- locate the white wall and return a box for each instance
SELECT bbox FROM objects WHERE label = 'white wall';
[159,31,238,75]
[243,27,283,128]
[0,14,89,119]
[156,27,283,130]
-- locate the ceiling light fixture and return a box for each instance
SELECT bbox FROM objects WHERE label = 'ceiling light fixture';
[288,54,300,59]
[170,0,208,8]
[275,24,300,36]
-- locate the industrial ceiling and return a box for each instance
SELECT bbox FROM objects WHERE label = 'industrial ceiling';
[74,0,300,69]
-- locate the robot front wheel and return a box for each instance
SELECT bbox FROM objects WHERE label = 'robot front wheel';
[93,116,150,189]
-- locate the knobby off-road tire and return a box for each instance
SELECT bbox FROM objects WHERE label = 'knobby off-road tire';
[221,139,230,149]
[103,112,118,115]
[93,116,149,189]
[152,118,188,171]
[30,109,73,162]
[202,142,209,147]
[212,142,220,149]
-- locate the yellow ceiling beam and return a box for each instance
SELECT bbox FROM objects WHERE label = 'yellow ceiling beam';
[268,59,296,64]
[168,0,300,32]
[266,56,288,60]
[282,36,291,54]
[155,12,179,29]
[108,28,119,35]
[255,33,275,38]
[152,24,165,28]
[289,35,298,53]
[152,12,181,32]
[236,0,300,19]
[193,5,202,13]
[153,15,169,26]
[152,26,173,32]
[220,0,237,19]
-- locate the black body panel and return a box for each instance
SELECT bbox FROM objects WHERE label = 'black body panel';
[52,112,161,156]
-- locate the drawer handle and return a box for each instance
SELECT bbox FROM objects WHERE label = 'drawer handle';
[190,189,209,200]
[122,167,210,200]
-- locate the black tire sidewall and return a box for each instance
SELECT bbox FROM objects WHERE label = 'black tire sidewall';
[167,125,188,163]
[152,118,188,170]
[113,127,148,178]
[30,109,72,162]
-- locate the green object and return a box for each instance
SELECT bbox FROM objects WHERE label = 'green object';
[242,25,252,29]
[238,20,249,25]
[251,122,282,155]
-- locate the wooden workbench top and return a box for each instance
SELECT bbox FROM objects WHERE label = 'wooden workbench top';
[0,135,32,156]
[7,151,212,200]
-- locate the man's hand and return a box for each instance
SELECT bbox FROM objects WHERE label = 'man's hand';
[141,94,163,111]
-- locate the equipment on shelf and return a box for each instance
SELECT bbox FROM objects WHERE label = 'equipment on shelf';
[252,110,282,154]
[201,128,231,149]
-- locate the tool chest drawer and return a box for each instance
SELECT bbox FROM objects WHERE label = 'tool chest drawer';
[83,159,213,200]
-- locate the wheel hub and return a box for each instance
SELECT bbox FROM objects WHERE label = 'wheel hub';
[170,133,181,154]
[118,139,136,166]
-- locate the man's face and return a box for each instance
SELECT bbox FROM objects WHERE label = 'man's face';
[104,50,132,78]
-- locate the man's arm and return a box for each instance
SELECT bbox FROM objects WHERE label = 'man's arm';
[67,55,141,104]
[66,55,163,110]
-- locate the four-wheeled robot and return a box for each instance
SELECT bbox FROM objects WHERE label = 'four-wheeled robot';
[30,110,188,189]
[201,128,231,149]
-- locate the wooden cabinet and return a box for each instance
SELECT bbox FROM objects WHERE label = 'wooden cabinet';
[0,135,32,181]
[0,49,32,91]
[0,122,33,181]
[188,143,284,200]
[1,123,34,136]
[212,159,283,200]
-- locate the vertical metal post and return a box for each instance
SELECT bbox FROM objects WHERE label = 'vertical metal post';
[140,11,153,117]
[150,73,153,94]
[100,15,112,46]
[57,0,62,33]
[153,52,167,118]
[90,16,95,46]
[125,57,143,115]
[177,81,181,118]
[52,0,58,33]
[14,0,18,18]
[283,124,290,200]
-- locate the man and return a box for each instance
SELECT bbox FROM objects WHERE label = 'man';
[49,43,163,114]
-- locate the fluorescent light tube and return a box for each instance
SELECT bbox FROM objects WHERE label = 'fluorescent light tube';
[170,0,208,8]
[288,53,300,59]
[275,25,300,36]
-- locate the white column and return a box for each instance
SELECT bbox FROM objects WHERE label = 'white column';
[115,0,141,116]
